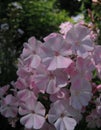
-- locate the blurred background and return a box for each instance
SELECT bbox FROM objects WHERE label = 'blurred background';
[0,0,101,130]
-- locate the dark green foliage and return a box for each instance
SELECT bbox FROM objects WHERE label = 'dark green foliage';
[20,0,68,40]
[57,0,82,16]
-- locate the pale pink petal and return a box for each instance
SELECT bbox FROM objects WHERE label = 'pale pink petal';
[79,92,92,106]
[28,37,37,49]
[82,36,94,51]
[44,33,58,42]
[56,56,72,69]
[34,102,45,116]
[54,118,64,130]
[30,55,41,68]
[70,95,82,110]
[75,24,90,40]
[44,33,63,51]
[33,114,45,129]
[47,57,57,70]
[63,117,77,130]
[47,78,58,94]
[20,114,34,129]
[48,56,72,70]
[17,89,36,102]
[76,45,88,58]
[19,106,29,115]
[55,70,68,88]
[66,26,78,43]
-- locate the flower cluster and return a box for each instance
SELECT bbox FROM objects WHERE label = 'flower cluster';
[0,22,101,130]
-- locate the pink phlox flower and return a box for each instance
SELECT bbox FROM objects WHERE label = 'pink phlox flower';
[93,45,101,65]
[17,66,37,90]
[17,58,36,79]
[50,88,70,102]
[66,23,94,58]
[86,109,101,128]
[21,37,42,69]
[70,74,92,110]
[0,94,18,118]
[76,57,95,80]
[0,85,10,98]
[59,22,73,38]
[34,65,68,94]
[19,98,46,129]
[48,100,82,130]
[15,78,38,102]
[42,33,73,70]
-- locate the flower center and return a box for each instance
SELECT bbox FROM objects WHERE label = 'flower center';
[49,72,54,79]
[32,110,35,114]
[75,90,80,96]
[75,41,80,45]
[60,113,65,118]
[32,50,36,54]
[54,51,60,56]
